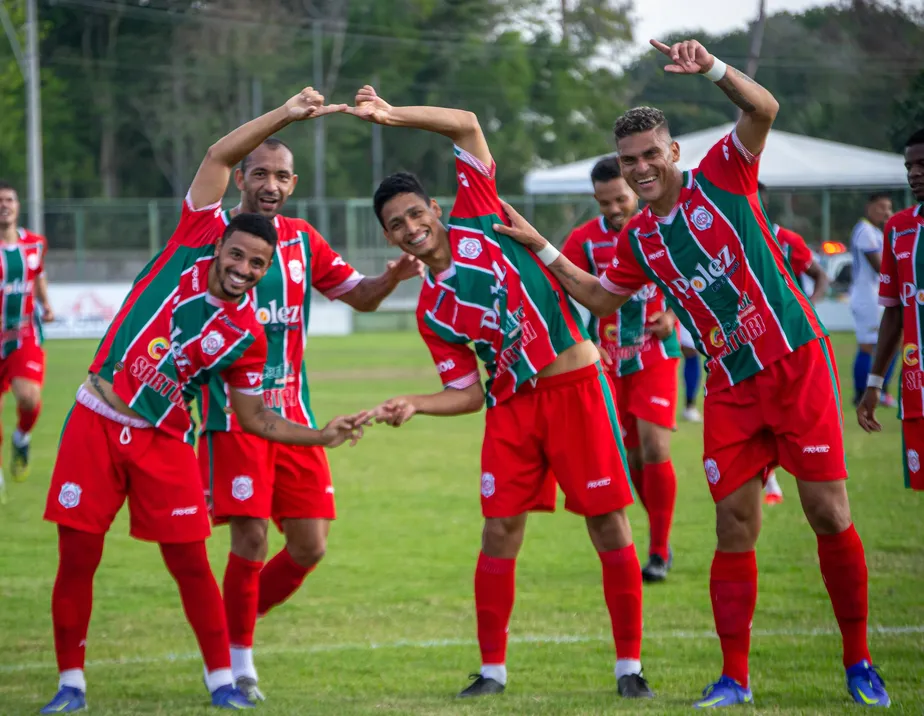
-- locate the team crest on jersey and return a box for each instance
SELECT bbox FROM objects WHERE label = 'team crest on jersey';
[288,259,304,285]
[908,449,920,473]
[458,237,483,260]
[26,252,40,271]
[58,482,82,509]
[231,476,254,501]
[481,472,496,497]
[704,458,720,484]
[691,206,714,231]
[201,330,225,356]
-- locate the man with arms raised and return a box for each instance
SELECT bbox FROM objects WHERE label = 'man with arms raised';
[561,157,680,582]
[347,85,651,700]
[496,38,888,709]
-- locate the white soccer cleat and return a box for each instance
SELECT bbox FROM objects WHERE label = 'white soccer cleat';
[682,406,702,423]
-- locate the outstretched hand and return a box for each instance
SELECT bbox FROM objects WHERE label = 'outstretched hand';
[386,253,426,282]
[492,200,549,252]
[284,86,347,121]
[343,85,394,125]
[321,411,373,448]
[370,397,417,427]
[650,38,716,75]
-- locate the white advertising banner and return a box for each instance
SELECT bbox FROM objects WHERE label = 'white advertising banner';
[43,284,353,340]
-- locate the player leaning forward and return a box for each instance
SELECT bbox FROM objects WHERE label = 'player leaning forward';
[40,88,367,714]
[496,39,889,709]
[345,86,651,699]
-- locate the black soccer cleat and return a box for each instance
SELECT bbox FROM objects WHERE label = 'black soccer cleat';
[457,673,505,698]
[641,553,669,583]
[618,672,655,698]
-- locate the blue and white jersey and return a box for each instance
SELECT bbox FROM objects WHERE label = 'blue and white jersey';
[849,218,883,310]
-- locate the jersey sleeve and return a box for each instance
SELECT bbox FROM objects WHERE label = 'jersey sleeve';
[697,130,761,196]
[855,223,882,255]
[449,145,504,221]
[172,191,224,249]
[600,228,649,296]
[416,285,480,390]
[879,219,899,307]
[222,331,267,396]
[36,234,48,275]
[561,230,592,274]
[306,226,364,300]
[780,228,813,276]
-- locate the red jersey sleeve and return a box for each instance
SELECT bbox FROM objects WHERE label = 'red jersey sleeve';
[879,218,900,307]
[222,330,267,395]
[697,130,761,196]
[416,280,480,390]
[561,229,592,274]
[778,227,813,276]
[450,145,504,221]
[173,191,224,249]
[600,227,649,296]
[305,225,364,300]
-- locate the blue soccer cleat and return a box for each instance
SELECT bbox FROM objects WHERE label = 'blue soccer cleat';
[39,686,87,713]
[211,684,256,709]
[694,675,753,709]
[846,661,890,707]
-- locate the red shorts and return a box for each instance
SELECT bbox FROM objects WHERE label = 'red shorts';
[610,358,679,450]
[901,418,924,491]
[0,341,44,392]
[44,403,209,543]
[703,337,846,503]
[481,363,633,518]
[200,430,335,529]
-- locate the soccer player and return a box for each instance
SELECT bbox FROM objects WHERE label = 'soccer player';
[495,38,888,709]
[561,157,680,582]
[199,136,423,701]
[680,328,702,422]
[850,192,895,406]
[0,181,54,501]
[39,87,367,714]
[348,85,653,700]
[857,128,924,490]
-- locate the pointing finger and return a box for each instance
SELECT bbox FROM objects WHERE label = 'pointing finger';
[650,39,671,55]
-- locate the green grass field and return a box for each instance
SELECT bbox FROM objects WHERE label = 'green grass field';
[0,332,921,715]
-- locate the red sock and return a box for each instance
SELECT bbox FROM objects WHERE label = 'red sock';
[599,546,643,660]
[710,550,757,688]
[160,541,230,671]
[223,552,263,648]
[17,402,40,434]
[643,460,677,560]
[817,524,870,667]
[257,547,314,616]
[52,526,105,672]
[474,552,516,664]
[629,466,646,511]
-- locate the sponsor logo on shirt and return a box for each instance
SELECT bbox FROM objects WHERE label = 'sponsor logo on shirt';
[256,300,301,330]
[630,284,658,303]
[879,273,891,284]
[437,359,456,374]
[648,249,665,260]
[903,343,918,367]
[900,283,924,306]
[905,369,924,392]
[148,337,170,360]
[3,278,33,296]
[263,386,299,409]
[130,356,185,406]
[895,252,911,260]
[669,246,740,297]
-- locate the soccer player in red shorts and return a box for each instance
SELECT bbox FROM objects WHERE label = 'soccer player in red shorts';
[40,88,368,714]
[0,181,54,499]
[197,138,422,701]
[561,158,680,582]
[346,86,652,700]
[857,128,924,492]
[496,37,888,709]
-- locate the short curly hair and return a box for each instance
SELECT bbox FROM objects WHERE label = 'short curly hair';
[613,106,671,142]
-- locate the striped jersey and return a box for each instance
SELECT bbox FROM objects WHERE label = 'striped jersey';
[89,196,267,443]
[602,130,827,394]
[0,229,47,358]
[199,213,361,433]
[418,146,588,408]
[878,203,924,420]
[774,224,813,277]
[561,215,680,376]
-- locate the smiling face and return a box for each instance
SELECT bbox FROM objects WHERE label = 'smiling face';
[0,188,20,230]
[616,128,682,213]
[379,192,449,264]
[236,143,298,218]
[211,230,274,301]
[593,176,638,232]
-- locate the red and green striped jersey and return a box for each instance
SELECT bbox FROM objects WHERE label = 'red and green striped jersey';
[774,224,813,277]
[878,203,924,420]
[0,229,47,358]
[562,215,680,376]
[199,213,361,433]
[602,130,827,394]
[89,195,267,443]
[417,146,588,408]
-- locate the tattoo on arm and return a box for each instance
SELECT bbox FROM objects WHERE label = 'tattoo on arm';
[715,72,757,113]
[89,373,119,412]
[556,265,584,287]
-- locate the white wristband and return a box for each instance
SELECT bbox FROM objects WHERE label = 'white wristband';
[866,374,884,390]
[535,243,561,266]
[703,58,727,82]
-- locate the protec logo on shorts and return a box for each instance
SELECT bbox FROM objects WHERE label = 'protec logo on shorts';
[58,482,82,509]
[587,477,611,489]
[908,449,920,473]
[704,458,720,484]
[232,476,254,501]
[650,396,670,407]
[802,445,830,454]
[171,506,198,516]
[481,472,495,498]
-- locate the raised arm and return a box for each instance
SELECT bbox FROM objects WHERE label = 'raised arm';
[344,85,492,169]
[188,87,346,210]
[650,38,779,157]
[338,254,424,312]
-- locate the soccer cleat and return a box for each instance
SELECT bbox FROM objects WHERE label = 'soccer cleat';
[11,441,30,482]
[234,676,265,703]
[39,686,87,713]
[879,393,898,409]
[694,676,753,708]
[683,406,702,422]
[763,492,784,505]
[846,661,890,707]
[617,672,654,698]
[641,553,669,583]
[457,673,505,698]
[210,684,256,709]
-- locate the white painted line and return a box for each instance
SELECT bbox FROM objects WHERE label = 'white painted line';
[1,624,920,674]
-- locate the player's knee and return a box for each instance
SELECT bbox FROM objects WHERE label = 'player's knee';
[15,386,40,412]
[287,536,326,568]
[586,510,632,551]
[715,502,760,549]
[640,437,670,465]
[481,516,526,557]
[230,518,269,561]
[800,483,852,535]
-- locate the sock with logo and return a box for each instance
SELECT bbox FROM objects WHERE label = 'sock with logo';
[257,546,315,616]
[643,460,676,560]
[817,524,871,667]
[710,550,757,688]
[853,350,872,401]
[684,355,700,406]
[223,552,263,679]
[475,552,516,669]
[599,546,643,662]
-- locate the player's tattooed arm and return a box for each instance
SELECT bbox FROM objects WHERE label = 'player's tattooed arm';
[715,70,758,113]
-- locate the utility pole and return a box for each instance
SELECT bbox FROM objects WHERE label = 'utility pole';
[313,21,329,237]
[371,73,383,191]
[740,0,767,120]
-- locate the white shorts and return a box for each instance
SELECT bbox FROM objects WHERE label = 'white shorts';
[851,303,883,345]
[679,325,696,350]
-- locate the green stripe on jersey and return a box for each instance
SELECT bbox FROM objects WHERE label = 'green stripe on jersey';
[1,248,26,356]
